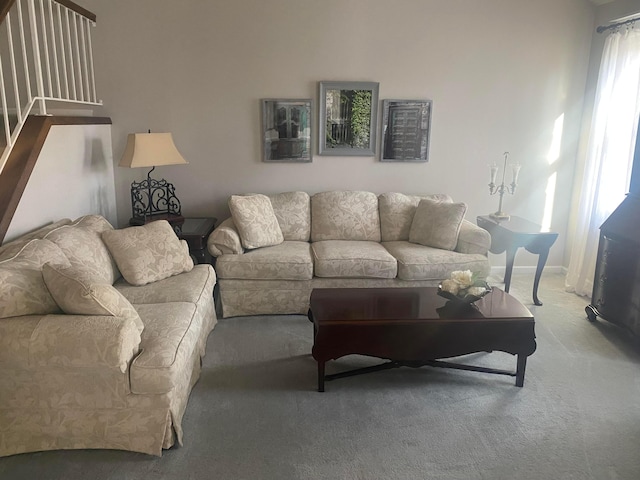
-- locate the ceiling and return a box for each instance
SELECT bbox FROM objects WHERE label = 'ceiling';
[589,0,616,5]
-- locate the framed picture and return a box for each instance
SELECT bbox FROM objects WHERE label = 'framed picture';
[262,99,312,162]
[319,81,379,156]
[380,99,432,162]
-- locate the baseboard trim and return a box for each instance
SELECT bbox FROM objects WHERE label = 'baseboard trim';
[489,265,565,276]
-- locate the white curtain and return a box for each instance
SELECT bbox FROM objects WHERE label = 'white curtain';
[566,27,640,297]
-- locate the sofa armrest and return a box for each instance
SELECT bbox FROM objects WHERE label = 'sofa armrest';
[207,217,244,257]
[29,314,141,373]
[455,220,491,255]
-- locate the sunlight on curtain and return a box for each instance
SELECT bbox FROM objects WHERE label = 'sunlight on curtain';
[566,27,640,297]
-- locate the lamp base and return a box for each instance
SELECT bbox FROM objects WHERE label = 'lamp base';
[490,211,510,221]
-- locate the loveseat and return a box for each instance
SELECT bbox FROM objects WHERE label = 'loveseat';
[208,191,491,318]
[0,215,217,457]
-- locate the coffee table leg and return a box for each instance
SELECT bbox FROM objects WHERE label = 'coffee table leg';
[317,361,325,392]
[515,354,527,387]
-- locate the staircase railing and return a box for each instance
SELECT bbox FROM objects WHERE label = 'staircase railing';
[0,0,100,173]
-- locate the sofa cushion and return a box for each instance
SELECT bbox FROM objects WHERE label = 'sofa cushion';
[409,199,467,251]
[268,191,311,241]
[0,219,72,260]
[42,263,144,334]
[0,239,70,319]
[45,221,120,285]
[312,240,397,279]
[102,220,194,286]
[378,192,453,242]
[229,194,284,249]
[383,241,490,281]
[69,214,114,231]
[129,302,198,394]
[311,191,381,242]
[216,241,313,280]
[115,264,217,305]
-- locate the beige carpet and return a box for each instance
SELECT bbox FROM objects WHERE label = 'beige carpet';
[1,273,640,480]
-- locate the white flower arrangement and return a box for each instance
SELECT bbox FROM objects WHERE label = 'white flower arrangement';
[440,270,490,300]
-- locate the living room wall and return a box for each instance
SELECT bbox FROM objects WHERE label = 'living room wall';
[83,0,596,269]
[4,124,117,242]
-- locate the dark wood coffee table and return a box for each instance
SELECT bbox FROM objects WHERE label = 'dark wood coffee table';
[308,287,536,391]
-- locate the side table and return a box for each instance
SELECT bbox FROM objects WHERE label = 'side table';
[129,213,184,229]
[176,217,217,265]
[477,215,558,306]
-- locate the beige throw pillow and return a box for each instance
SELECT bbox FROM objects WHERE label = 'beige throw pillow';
[228,194,284,249]
[42,263,144,333]
[101,220,194,286]
[409,199,467,251]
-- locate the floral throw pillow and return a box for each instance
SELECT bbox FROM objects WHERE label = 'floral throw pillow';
[409,199,467,251]
[228,194,284,249]
[101,220,193,286]
[42,263,144,333]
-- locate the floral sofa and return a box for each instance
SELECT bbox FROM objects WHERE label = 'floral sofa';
[208,191,491,318]
[0,215,217,457]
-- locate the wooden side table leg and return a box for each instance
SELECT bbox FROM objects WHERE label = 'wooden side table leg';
[504,247,518,293]
[515,354,527,387]
[317,361,325,392]
[533,249,550,306]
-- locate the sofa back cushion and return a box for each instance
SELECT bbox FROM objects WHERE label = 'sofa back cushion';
[0,239,70,318]
[0,218,72,261]
[378,192,453,242]
[44,215,120,284]
[267,191,311,242]
[311,191,381,242]
[102,220,194,286]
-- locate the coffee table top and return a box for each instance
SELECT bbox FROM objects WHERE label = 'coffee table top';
[309,287,533,325]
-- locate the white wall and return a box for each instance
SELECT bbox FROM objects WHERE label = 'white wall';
[83,0,596,268]
[4,124,117,242]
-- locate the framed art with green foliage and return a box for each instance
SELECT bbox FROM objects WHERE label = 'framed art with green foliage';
[319,81,379,156]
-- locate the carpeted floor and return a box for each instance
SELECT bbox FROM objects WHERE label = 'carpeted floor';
[1,273,640,480]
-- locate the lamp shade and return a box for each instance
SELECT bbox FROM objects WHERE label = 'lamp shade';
[119,133,188,168]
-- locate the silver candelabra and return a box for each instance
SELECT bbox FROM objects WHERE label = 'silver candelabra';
[488,152,521,220]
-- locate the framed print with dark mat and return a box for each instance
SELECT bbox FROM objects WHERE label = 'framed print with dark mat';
[262,99,312,162]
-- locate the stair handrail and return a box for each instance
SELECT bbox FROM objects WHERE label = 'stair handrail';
[0,0,100,174]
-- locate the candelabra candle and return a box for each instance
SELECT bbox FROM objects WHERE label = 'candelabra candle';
[511,163,522,186]
[489,163,499,185]
[488,152,519,220]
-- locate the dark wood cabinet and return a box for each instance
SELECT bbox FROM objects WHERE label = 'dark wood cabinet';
[587,195,640,338]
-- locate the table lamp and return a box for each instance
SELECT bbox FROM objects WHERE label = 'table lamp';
[119,132,188,224]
